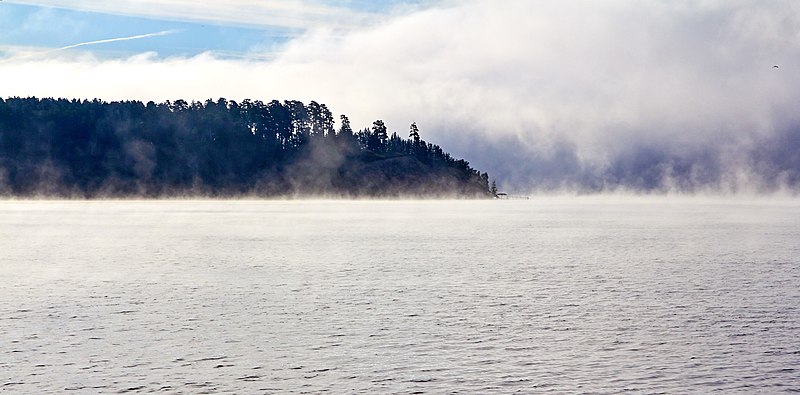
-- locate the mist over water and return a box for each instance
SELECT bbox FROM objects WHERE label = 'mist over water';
[4,1,800,194]
[448,125,800,194]
[2,198,799,393]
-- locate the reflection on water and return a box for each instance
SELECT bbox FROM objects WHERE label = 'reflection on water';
[1,198,799,393]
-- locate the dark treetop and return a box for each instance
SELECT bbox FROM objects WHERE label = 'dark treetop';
[0,97,492,198]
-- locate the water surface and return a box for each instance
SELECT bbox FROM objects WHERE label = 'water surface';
[2,198,799,393]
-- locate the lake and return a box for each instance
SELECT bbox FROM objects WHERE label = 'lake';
[1,197,799,393]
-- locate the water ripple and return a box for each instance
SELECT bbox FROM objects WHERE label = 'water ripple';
[1,199,799,393]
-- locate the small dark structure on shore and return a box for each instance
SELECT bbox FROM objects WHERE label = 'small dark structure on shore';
[495,192,529,200]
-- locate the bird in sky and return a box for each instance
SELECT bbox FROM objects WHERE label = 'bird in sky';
[773,65,779,68]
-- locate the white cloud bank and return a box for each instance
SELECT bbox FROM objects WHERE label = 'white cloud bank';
[2,0,800,192]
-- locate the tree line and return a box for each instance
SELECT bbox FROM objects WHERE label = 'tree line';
[0,97,492,197]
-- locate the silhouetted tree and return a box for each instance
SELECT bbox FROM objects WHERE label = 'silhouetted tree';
[409,122,420,144]
[371,120,388,152]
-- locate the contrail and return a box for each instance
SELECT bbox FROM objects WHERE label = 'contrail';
[52,29,180,52]
[0,29,181,64]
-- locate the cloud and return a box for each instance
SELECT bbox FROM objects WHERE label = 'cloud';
[4,0,373,30]
[2,0,800,193]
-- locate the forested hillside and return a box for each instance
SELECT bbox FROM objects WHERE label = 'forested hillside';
[0,97,491,198]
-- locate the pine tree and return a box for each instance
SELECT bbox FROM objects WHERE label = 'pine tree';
[409,122,420,144]
[371,120,388,152]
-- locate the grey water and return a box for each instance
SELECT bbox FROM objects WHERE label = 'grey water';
[1,197,799,394]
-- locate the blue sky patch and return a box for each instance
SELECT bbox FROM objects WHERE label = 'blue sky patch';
[0,1,432,59]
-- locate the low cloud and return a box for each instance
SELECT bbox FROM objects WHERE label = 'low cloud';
[2,0,800,193]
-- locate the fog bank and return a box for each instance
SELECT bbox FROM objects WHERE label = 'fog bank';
[2,0,799,193]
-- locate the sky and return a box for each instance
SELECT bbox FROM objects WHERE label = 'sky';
[1,0,799,193]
